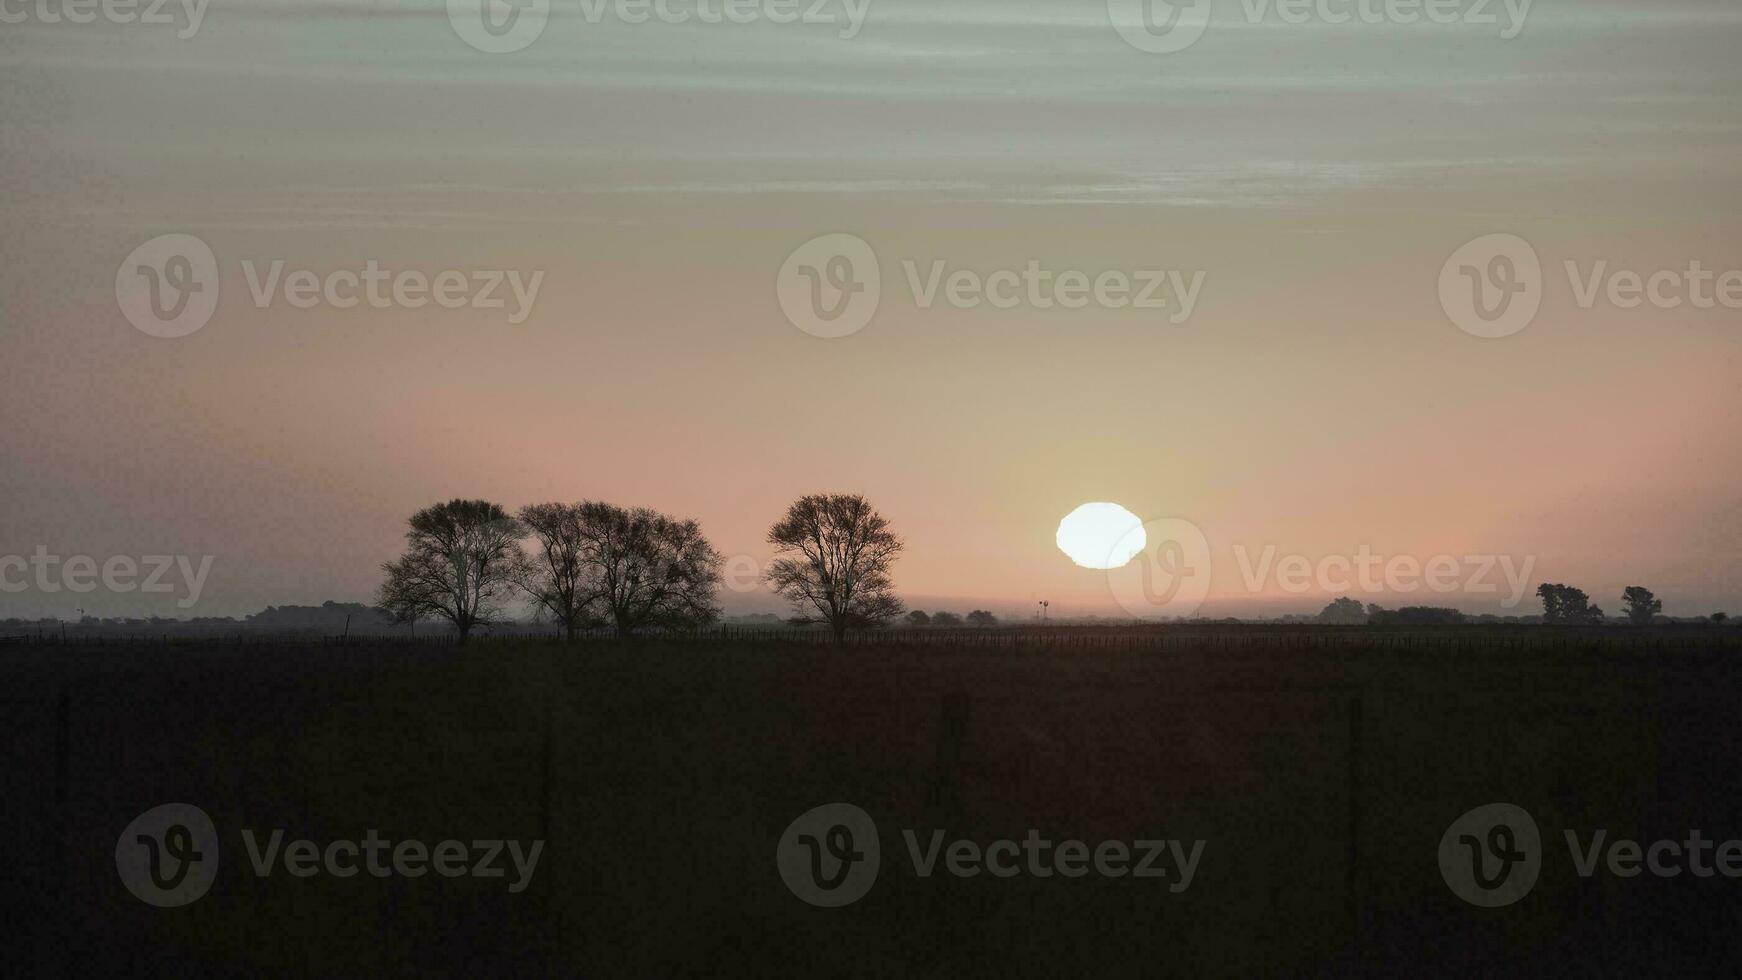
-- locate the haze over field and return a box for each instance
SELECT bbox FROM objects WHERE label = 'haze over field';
[2,0,1738,618]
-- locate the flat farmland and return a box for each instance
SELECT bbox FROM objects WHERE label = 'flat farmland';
[6,629,1741,976]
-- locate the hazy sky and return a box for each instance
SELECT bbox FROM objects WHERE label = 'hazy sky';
[2,0,1738,619]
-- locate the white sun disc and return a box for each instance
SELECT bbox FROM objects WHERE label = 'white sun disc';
[1056,502,1146,570]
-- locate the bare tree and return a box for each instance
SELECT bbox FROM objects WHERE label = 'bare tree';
[574,502,722,636]
[377,499,524,644]
[766,493,904,641]
[517,503,601,641]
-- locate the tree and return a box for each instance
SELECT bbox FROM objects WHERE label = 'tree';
[1536,583,1603,624]
[965,610,998,628]
[1621,586,1662,626]
[574,502,723,637]
[1535,583,1565,621]
[766,493,904,641]
[378,499,524,644]
[517,503,603,641]
[930,612,963,628]
[1715,612,1730,625]
[1318,596,1368,625]
[905,610,931,627]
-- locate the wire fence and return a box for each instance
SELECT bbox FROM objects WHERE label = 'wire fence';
[6,624,1741,655]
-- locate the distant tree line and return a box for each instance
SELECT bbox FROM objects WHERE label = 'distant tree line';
[1313,583,1680,626]
[377,493,905,643]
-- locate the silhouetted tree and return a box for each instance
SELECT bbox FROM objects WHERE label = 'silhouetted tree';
[378,499,524,644]
[905,610,931,627]
[1536,583,1603,624]
[965,610,998,628]
[517,502,603,641]
[1318,596,1368,625]
[930,612,963,628]
[766,493,904,641]
[1535,583,1564,621]
[1621,586,1662,626]
[573,502,722,637]
[1715,612,1730,625]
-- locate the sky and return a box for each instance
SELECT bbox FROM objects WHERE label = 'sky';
[1,0,1738,620]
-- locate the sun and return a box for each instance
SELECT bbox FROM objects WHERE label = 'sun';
[1056,502,1146,570]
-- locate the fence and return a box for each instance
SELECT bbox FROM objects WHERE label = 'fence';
[7,623,1741,655]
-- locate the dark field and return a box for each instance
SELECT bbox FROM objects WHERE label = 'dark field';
[8,627,1742,976]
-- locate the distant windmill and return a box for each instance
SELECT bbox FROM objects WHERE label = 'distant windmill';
[1037,600,1049,624]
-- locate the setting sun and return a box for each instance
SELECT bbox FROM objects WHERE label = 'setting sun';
[1055,502,1146,570]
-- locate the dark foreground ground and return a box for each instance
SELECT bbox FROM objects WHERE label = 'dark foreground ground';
[6,627,1742,977]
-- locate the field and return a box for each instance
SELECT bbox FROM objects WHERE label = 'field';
[7,627,1742,976]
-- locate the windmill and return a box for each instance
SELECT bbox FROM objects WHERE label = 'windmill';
[1036,600,1049,624]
